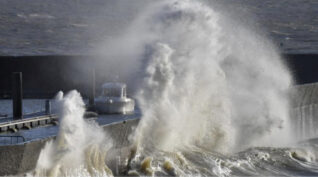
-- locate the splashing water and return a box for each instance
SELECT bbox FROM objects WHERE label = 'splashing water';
[32,91,113,177]
[114,1,300,175]
[130,0,293,154]
[32,0,299,176]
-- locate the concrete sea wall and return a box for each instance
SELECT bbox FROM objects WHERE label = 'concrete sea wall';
[0,118,139,176]
[103,119,139,148]
[0,138,47,175]
[291,83,318,139]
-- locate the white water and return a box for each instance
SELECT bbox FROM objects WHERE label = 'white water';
[32,91,113,177]
[125,0,293,154]
[32,0,296,176]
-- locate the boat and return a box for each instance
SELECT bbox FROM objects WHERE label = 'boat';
[94,83,135,114]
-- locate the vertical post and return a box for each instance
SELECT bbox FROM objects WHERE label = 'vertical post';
[45,100,51,115]
[12,72,23,120]
[89,68,95,107]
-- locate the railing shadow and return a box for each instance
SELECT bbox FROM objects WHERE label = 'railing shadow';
[0,135,25,145]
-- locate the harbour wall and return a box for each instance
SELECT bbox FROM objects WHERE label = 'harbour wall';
[0,54,317,98]
[0,118,139,176]
[291,83,318,139]
[0,82,317,175]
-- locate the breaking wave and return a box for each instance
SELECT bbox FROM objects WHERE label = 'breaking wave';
[32,0,304,176]
[32,91,113,177]
[131,0,292,154]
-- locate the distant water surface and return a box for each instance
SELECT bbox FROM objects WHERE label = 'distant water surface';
[0,0,317,56]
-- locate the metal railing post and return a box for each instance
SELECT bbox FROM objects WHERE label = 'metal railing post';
[45,100,51,115]
[89,68,95,106]
[12,72,23,120]
[88,68,95,111]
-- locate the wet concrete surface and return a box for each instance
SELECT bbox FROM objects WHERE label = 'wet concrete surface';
[0,110,140,144]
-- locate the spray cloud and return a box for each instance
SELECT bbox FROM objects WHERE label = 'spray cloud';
[110,0,294,153]
[33,91,113,177]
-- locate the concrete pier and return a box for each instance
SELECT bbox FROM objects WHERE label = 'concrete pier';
[0,115,139,176]
[0,114,57,133]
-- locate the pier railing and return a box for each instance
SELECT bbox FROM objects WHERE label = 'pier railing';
[0,114,58,132]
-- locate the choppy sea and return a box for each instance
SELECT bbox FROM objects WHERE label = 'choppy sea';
[0,0,317,55]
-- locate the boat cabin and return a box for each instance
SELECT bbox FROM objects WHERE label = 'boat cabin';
[101,83,127,98]
[95,82,135,114]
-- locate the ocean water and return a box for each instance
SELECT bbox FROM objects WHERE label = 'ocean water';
[0,0,317,55]
[1,0,318,176]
